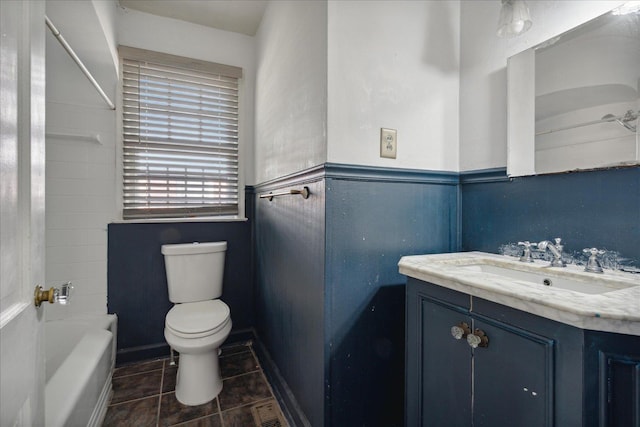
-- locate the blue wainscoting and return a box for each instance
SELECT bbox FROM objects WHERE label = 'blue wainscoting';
[461,167,640,265]
[106,163,638,425]
[254,164,459,427]
[324,165,458,427]
[254,174,326,427]
[108,219,253,363]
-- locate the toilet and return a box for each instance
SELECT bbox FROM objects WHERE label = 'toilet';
[162,241,232,406]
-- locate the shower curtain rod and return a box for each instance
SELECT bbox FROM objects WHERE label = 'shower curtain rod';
[45,15,116,110]
[536,110,638,136]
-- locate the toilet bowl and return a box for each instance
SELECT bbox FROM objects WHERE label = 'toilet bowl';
[165,300,232,405]
[162,242,232,406]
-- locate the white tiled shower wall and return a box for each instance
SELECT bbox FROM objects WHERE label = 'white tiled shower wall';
[44,102,116,320]
[43,0,119,320]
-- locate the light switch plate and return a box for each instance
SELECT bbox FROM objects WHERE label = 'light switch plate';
[380,128,397,159]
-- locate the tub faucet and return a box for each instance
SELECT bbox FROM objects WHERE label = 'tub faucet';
[538,238,566,267]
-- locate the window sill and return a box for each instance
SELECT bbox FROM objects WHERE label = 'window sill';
[111,216,248,224]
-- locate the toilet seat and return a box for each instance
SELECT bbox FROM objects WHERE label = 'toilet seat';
[166,300,230,339]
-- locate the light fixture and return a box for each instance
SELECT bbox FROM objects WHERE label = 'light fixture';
[497,0,532,38]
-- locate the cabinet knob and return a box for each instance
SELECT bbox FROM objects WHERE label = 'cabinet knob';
[467,329,489,348]
[451,322,471,340]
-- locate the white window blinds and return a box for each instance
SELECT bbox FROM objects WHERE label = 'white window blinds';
[120,46,242,219]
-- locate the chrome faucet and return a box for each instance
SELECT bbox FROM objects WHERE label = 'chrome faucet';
[538,238,566,267]
[517,241,537,262]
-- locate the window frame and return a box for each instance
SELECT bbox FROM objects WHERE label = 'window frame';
[116,45,245,222]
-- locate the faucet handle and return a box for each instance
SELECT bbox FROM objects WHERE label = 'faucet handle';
[517,241,536,262]
[518,241,537,248]
[583,248,605,273]
[554,238,565,254]
[583,247,605,255]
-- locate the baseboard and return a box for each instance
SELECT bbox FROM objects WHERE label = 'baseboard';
[115,342,171,365]
[225,327,256,346]
[252,336,311,427]
[116,328,258,365]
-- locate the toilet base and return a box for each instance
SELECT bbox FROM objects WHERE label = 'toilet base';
[175,351,222,406]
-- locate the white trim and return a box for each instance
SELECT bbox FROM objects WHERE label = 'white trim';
[0,302,30,330]
[116,60,125,221]
[111,216,248,224]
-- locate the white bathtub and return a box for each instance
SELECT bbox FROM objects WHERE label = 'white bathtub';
[45,314,117,427]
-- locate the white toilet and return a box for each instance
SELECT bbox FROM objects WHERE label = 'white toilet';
[162,241,232,406]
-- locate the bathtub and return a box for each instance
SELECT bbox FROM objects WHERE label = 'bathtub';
[45,314,117,427]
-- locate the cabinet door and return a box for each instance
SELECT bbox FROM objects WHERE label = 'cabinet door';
[420,298,472,427]
[473,318,554,427]
[585,331,640,427]
[601,354,640,427]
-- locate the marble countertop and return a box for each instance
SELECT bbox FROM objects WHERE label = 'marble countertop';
[399,252,640,336]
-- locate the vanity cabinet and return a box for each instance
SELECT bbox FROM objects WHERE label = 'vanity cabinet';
[406,278,640,427]
[583,330,640,426]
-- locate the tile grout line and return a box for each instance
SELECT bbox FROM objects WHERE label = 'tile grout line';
[222,368,261,382]
[208,344,255,425]
[108,394,158,408]
[249,344,290,427]
[216,395,226,427]
[113,367,164,380]
[221,395,275,413]
[156,359,165,427]
[249,345,277,399]
[169,411,222,427]
[114,359,166,371]
[217,346,273,415]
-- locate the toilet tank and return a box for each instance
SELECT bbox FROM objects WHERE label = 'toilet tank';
[161,241,227,303]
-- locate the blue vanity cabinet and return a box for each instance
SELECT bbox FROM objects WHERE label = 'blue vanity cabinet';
[583,330,640,426]
[410,293,472,426]
[406,278,585,427]
[472,315,554,426]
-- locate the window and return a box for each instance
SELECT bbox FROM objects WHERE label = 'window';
[119,46,242,220]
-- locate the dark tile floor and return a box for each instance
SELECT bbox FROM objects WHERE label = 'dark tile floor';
[103,343,288,427]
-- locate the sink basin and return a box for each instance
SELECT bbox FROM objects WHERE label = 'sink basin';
[399,251,640,335]
[460,263,635,295]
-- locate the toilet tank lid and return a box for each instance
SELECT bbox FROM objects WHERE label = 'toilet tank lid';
[161,241,227,255]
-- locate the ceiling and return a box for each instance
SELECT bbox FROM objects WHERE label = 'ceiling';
[118,0,269,36]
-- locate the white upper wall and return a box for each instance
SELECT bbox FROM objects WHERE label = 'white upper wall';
[327,0,460,171]
[254,0,460,181]
[254,0,328,184]
[92,0,120,74]
[118,7,257,184]
[46,0,119,106]
[459,0,626,171]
